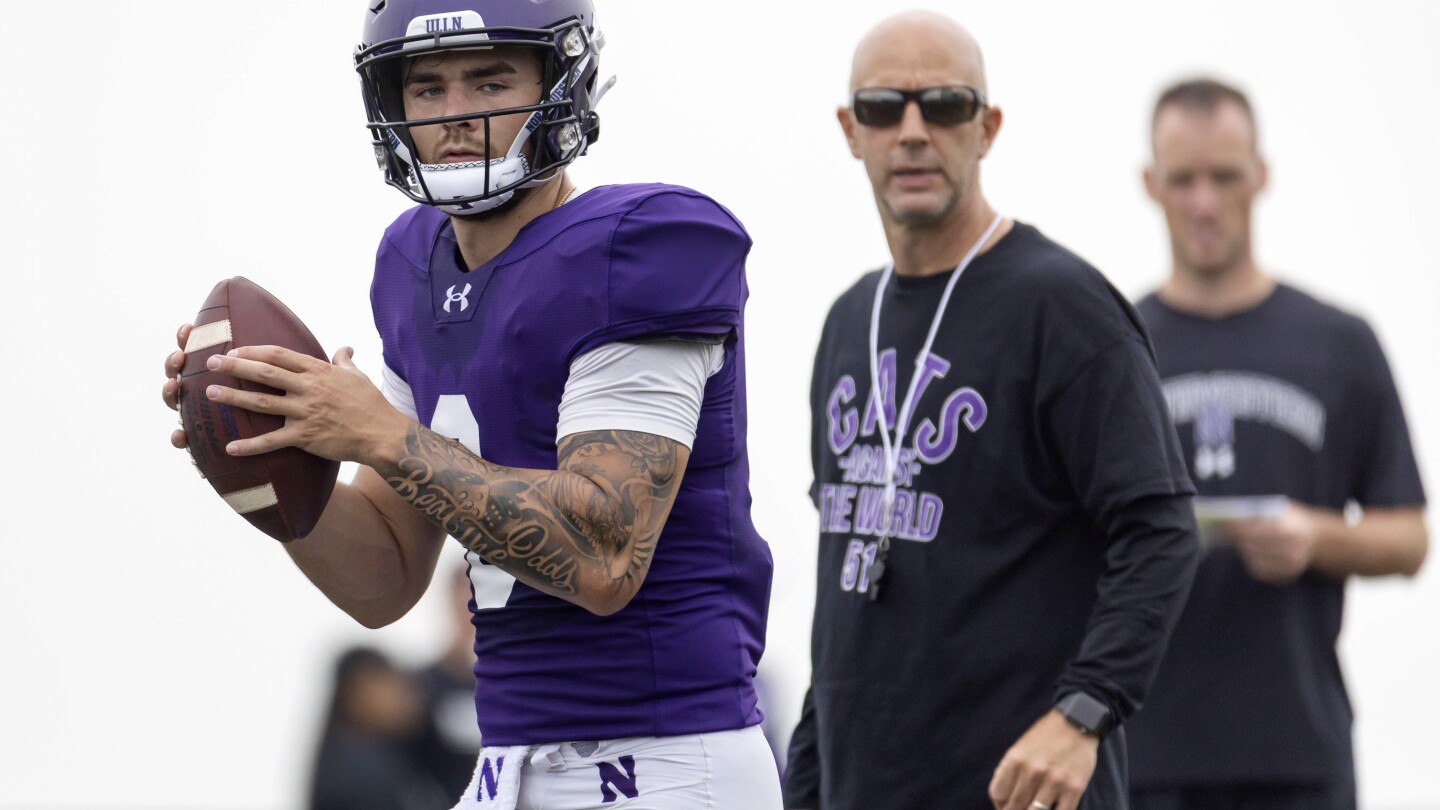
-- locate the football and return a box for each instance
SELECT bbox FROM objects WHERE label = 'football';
[179,277,340,542]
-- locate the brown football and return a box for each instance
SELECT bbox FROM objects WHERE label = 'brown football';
[179,277,340,542]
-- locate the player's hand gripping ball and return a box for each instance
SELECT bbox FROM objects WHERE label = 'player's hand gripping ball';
[179,277,340,542]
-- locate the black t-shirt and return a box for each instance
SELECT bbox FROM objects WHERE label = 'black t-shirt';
[784,223,1197,809]
[410,663,483,800]
[1127,284,1426,787]
[310,729,442,810]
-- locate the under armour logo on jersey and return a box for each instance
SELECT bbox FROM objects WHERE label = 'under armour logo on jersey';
[444,283,473,313]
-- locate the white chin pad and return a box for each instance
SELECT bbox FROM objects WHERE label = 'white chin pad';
[415,155,529,213]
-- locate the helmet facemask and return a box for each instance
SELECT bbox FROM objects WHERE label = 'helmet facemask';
[357,18,603,214]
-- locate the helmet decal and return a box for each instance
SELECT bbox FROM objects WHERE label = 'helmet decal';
[403,10,489,48]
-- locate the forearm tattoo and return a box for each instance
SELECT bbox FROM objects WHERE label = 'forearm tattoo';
[382,425,682,603]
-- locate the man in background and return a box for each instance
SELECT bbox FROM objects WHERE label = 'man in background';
[1128,77,1429,810]
[783,11,1199,810]
[309,646,438,810]
[410,564,485,802]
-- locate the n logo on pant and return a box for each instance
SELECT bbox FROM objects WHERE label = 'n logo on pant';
[597,755,638,803]
[476,755,505,802]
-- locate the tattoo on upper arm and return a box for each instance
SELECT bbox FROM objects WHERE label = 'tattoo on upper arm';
[381,426,683,603]
[556,430,683,582]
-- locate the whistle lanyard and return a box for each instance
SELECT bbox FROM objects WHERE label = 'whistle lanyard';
[867,213,1003,551]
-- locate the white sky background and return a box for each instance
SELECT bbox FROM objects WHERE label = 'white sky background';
[2,0,1437,807]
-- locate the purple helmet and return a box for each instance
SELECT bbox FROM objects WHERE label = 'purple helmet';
[355,0,606,213]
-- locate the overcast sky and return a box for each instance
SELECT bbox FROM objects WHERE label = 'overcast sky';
[2,1,1437,808]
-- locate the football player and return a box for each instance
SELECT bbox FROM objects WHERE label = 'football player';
[161,1,780,807]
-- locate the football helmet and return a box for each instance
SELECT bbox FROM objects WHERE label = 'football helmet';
[356,0,608,213]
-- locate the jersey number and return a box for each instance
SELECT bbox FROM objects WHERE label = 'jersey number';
[430,393,516,610]
[840,539,881,594]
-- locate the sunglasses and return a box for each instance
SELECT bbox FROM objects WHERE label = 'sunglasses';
[851,86,987,127]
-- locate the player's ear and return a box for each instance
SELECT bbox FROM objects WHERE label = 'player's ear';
[1143,163,1160,202]
[978,105,1002,159]
[837,105,861,159]
[1255,154,1270,195]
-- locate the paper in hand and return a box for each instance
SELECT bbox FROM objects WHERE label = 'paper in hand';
[1192,495,1290,549]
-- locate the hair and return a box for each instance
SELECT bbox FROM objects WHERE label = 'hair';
[1151,77,1259,147]
[306,646,400,810]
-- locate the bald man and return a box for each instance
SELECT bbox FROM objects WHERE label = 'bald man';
[782,12,1200,810]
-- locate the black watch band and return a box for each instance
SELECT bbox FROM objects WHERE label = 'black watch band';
[1055,691,1115,738]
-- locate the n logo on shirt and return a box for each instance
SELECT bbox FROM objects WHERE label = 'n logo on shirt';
[1160,371,1326,481]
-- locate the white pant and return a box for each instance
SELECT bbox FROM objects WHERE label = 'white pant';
[453,725,782,810]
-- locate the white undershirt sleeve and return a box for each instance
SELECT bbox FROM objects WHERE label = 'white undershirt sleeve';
[381,362,419,420]
[557,341,725,449]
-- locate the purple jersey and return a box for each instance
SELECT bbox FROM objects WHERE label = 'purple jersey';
[370,183,773,745]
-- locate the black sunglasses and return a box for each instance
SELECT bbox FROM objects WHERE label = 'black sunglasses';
[851,86,987,127]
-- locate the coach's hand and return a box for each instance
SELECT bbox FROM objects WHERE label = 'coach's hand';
[1227,503,1318,585]
[201,345,411,467]
[988,709,1097,810]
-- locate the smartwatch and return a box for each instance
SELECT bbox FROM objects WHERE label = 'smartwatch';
[1055,692,1115,738]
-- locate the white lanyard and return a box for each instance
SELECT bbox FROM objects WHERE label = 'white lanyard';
[867,213,1004,540]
